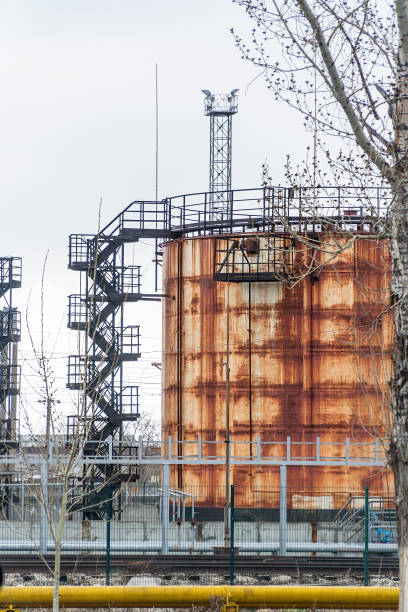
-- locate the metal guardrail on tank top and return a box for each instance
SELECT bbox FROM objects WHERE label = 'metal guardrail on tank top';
[103,185,390,239]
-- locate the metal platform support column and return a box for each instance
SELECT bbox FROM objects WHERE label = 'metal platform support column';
[161,463,170,554]
[279,465,287,556]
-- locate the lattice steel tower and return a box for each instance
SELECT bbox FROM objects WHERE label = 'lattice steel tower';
[202,89,239,219]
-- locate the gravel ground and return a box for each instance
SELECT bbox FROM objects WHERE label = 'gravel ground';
[3,568,399,586]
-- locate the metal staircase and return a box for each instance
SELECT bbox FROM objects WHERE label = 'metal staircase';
[0,257,21,449]
[0,257,21,519]
[67,205,163,518]
[334,495,397,545]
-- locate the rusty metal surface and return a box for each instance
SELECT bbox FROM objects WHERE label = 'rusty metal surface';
[161,233,393,506]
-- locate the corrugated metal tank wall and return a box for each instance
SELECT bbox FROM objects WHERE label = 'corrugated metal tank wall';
[161,233,392,506]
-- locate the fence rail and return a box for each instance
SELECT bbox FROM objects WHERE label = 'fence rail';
[0,483,396,561]
[0,436,388,467]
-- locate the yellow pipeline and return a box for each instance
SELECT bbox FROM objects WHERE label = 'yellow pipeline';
[0,585,400,609]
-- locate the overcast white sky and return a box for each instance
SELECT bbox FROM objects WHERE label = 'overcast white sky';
[0,0,308,429]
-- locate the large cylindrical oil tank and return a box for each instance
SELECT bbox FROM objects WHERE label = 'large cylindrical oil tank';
[161,232,392,506]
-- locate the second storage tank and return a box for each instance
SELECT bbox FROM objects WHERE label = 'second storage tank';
[162,231,392,506]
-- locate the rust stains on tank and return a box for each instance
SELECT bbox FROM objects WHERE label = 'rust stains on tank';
[161,233,393,505]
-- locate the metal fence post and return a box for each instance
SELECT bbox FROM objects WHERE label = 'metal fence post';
[230,484,235,585]
[21,475,25,522]
[106,484,112,586]
[279,465,287,556]
[39,460,48,555]
[364,486,369,585]
[162,463,170,554]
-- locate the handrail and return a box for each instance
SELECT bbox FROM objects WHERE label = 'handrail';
[91,185,391,243]
[1,436,389,469]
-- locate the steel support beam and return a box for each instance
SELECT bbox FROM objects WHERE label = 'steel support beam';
[161,463,170,554]
[279,465,287,556]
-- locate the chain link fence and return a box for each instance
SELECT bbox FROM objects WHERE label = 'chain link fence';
[0,481,397,558]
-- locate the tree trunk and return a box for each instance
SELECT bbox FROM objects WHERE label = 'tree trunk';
[53,487,68,612]
[390,305,408,612]
[389,186,408,612]
[392,456,408,612]
[391,4,408,606]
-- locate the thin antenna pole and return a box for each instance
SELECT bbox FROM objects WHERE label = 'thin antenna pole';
[154,63,159,291]
[313,35,317,207]
[155,63,159,227]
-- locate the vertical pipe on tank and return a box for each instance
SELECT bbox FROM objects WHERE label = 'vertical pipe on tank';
[279,464,287,556]
[248,282,253,458]
[303,247,314,468]
[176,242,183,489]
[302,266,311,471]
[309,275,313,427]
[306,274,314,486]
[224,284,231,548]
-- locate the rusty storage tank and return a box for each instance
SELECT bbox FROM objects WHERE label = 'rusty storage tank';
[161,188,393,507]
